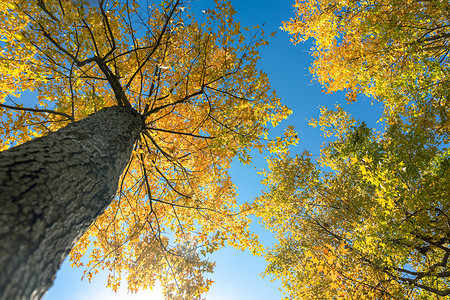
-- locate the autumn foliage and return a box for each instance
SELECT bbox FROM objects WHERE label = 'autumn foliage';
[257,0,450,299]
[0,0,293,298]
[258,107,450,299]
[283,0,450,137]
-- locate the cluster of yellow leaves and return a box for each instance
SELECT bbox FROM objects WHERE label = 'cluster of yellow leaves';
[0,2,43,101]
[0,0,291,298]
[284,0,450,140]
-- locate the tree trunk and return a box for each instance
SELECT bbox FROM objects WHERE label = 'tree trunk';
[0,106,143,300]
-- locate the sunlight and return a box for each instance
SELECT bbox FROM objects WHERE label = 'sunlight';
[92,283,165,300]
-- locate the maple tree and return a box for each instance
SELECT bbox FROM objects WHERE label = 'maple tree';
[255,0,450,299]
[0,0,292,299]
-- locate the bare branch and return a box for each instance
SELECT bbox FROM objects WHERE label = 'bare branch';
[125,0,181,90]
[0,102,74,122]
[145,126,215,140]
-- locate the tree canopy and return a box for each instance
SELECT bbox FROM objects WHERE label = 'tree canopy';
[282,0,449,139]
[258,107,450,299]
[0,0,293,298]
[256,0,450,299]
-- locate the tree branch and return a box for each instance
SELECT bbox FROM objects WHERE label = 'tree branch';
[0,103,74,122]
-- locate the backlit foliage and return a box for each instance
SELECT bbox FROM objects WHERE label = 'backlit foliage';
[257,106,450,299]
[0,0,292,298]
[283,0,450,140]
[256,0,450,299]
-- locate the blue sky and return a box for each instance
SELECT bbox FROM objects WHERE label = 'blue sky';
[43,0,384,299]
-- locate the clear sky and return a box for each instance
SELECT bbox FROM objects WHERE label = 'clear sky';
[43,0,383,299]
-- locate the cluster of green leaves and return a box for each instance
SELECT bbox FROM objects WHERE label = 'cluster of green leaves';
[258,106,450,299]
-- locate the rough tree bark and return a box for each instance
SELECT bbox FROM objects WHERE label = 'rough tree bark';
[0,106,143,300]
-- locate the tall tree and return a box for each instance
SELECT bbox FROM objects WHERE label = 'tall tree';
[255,0,450,299]
[0,0,291,299]
[1,105,142,299]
